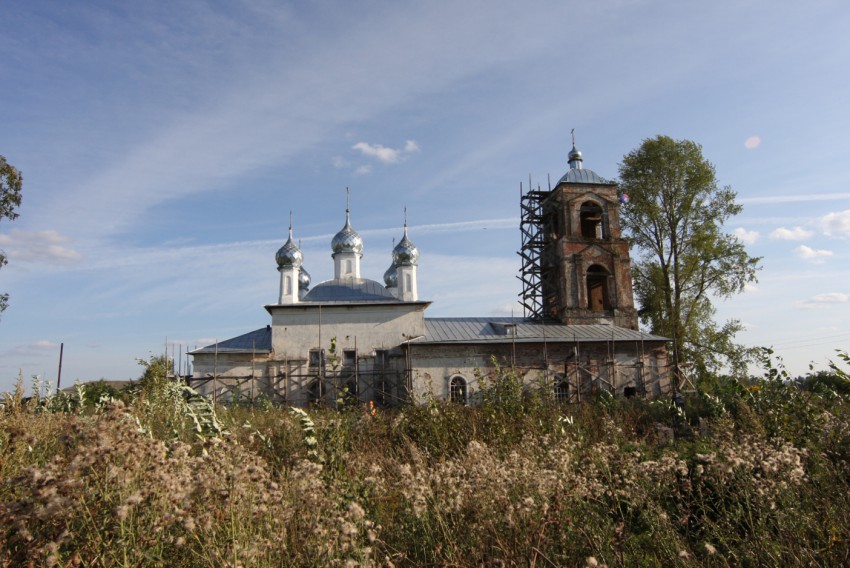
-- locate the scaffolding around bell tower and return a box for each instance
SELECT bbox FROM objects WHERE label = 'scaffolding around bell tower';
[518,179,558,321]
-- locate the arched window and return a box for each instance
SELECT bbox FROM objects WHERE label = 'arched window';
[449,376,467,404]
[554,375,570,403]
[586,265,612,311]
[580,202,605,239]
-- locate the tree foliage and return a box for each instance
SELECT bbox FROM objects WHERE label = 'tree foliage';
[618,136,760,378]
[0,155,23,314]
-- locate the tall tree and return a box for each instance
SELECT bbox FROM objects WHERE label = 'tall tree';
[618,136,760,379]
[0,155,23,314]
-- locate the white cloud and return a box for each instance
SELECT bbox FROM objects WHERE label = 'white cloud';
[332,156,349,169]
[355,165,372,175]
[821,210,850,237]
[352,142,402,163]
[793,245,833,263]
[770,226,813,240]
[0,230,82,264]
[732,227,758,245]
[352,140,420,164]
[744,135,761,149]
[795,293,849,310]
[743,283,759,293]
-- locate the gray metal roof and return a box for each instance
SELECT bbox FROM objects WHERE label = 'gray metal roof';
[557,168,614,185]
[421,317,667,344]
[302,278,400,303]
[190,326,272,354]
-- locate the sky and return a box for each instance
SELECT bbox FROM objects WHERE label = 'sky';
[1,0,849,393]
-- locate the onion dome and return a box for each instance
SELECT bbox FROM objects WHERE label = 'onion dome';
[331,198,363,254]
[567,129,583,170]
[384,238,398,288]
[568,144,583,169]
[392,220,419,266]
[275,219,303,269]
[299,265,311,291]
[383,262,398,288]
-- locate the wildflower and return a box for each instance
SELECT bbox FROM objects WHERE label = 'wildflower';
[678,550,690,559]
[348,501,366,521]
[586,557,599,567]
[704,542,716,555]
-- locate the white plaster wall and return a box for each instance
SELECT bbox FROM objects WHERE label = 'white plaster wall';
[268,303,427,359]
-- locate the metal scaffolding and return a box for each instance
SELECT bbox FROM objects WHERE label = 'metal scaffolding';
[518,182,557,321]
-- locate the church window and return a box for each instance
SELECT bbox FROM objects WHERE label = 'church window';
[284,275,292,295]
[449,375,467,404]
[554,375,570,403]
[580,202,605,239]
[309,349,323,370]
[586,265,611,311]
[344,259,353,274]
[343,349,357,368]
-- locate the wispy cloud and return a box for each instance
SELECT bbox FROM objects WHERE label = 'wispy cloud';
[795,293,849,310]
[29,2,574,240]
[0,230,82,264]
[740,193,850,205]
[821,209,850,237]
[732,227,758,245]
[793,245,833,263]
[5,339,61,358]
[770,226,813,240]
[744,135,761,149]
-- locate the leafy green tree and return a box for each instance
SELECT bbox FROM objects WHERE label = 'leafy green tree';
[618,136,760,379]
[1,155,23,314]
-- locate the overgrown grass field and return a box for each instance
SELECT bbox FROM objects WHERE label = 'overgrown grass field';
[2,357,849,566]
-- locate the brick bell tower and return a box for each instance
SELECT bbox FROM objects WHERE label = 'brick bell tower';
[520,134,639,329]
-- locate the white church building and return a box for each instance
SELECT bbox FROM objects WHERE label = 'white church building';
[189,143,671,406]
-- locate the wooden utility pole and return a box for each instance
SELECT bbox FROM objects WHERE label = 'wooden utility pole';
[56,343,64,390]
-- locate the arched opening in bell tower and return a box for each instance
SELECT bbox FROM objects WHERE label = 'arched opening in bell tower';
[586,265,611,311]
[580,201,605,239]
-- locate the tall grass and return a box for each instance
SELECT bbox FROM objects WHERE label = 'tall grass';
[2,356,849,566]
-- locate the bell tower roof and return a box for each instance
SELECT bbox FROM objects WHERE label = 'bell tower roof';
[557,130,614,186]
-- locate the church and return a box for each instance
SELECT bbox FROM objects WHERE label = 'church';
[189,142,671,405]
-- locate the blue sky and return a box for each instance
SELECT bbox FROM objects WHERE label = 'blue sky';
[2,0,849,392]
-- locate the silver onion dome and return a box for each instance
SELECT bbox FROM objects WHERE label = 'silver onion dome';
[299,265,311,290]
[568,144,583,169]
[392,225,419,266]
[567,128,584,169]
[331,207,363,255]
[275,225,303,269]
[383,262,398,288]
